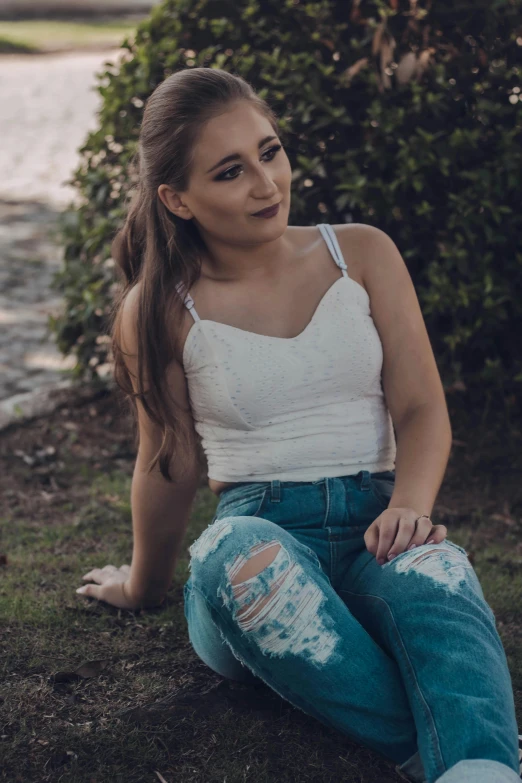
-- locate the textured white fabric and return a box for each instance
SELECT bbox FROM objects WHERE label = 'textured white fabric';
[176,223,396,482]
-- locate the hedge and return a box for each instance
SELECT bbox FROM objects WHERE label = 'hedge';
[50,0,522,412]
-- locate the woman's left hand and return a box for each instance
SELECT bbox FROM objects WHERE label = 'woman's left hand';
[364,507,447,566]
[76,564,138,609]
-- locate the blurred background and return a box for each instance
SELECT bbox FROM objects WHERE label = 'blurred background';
[0,3,521,782]
[0,0,159,408]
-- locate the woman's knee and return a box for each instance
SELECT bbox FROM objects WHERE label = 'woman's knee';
[384,539,491,610]
[187,515,282,584]
[219,538,340,665]
[189,517,338,664]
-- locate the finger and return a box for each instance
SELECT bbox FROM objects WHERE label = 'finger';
[76,583,101,599]
[424,524,447,544]
[82,565,120,583]
[385,518,417,561]
[404,516,436,550]
[375,518,400,564]
[82,569,104,583]
[363,522,380,556]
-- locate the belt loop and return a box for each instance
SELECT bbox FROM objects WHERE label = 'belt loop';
[358,470,371,491]
[270,480,281,503]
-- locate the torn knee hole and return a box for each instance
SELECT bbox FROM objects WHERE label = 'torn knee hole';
[228,541,283,620]
[220,541,341,664]
[392,544,473,594]
[410,548,440,567]
[230,541,281,586]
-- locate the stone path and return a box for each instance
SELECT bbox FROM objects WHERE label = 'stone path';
[0,50,121,407]
[0,50,120,206]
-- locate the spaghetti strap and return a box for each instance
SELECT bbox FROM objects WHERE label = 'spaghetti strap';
[175,281,201,322]
[317,223,349,278]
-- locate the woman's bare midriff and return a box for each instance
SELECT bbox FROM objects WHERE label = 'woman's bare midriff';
[208,478,242,497]
[174,224,369,500]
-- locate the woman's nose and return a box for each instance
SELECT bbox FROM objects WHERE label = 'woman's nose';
[252,174,277,196]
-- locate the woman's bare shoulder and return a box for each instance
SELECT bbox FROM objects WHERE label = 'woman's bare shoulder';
[288,222,372,288]
[329,223,382,285]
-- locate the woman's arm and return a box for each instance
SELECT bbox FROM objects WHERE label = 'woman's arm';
[340,223,453,513]
[128,450,200,609]
[123,283,202,607]
[335,225,452,562]
[388,402,452,517]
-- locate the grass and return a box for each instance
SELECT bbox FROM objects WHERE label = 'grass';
[0,385,521,782]
[0,19,141,54]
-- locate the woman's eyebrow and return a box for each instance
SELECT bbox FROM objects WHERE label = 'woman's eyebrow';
[206,135,279,173]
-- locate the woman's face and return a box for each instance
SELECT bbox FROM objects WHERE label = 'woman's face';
[159,101,292,244]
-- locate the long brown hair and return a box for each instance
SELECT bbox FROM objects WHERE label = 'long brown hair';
[109,67,281,483]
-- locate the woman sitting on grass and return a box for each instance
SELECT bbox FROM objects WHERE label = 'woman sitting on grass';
[76,67,521,783]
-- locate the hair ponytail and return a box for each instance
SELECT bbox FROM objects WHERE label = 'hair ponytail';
[111,183,147,286]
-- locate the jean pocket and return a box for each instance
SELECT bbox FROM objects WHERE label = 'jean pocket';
[369,475,395,511]
[215,486,270,520]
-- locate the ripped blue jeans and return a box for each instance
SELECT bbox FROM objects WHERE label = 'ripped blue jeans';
[183,471,520,783]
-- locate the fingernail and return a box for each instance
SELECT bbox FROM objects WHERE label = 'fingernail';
[426,539,436,544]
[387,553,396,561]
[76,587,87,594]
[408,544,417,550]
[377,558,385,565]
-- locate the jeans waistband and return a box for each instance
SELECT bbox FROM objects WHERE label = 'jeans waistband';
[220,470,395,504]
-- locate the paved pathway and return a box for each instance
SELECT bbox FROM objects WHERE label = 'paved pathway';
[0,50,120,403]
[0,50,120,206]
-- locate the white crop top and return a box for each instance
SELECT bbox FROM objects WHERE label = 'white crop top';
[176,223,396,482]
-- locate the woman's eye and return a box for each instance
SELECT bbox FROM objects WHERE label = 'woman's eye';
[216,144,282,181]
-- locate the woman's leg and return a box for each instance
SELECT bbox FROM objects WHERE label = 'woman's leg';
[184,568,260,685]
[338,539,520,783]
[185,513,421,767]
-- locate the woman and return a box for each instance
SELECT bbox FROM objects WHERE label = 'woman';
[76,67,521,783]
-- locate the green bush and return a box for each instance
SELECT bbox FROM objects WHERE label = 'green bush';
[51,0,522,408]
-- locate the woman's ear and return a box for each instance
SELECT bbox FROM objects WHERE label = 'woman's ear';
[157,184,193,220]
